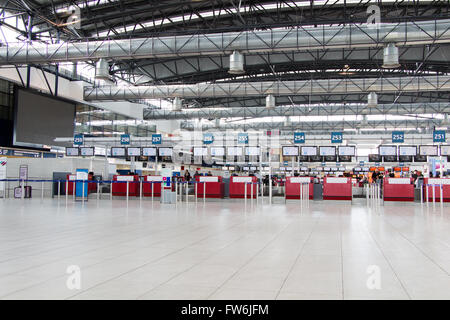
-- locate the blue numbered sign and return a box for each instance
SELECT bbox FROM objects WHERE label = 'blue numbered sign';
[331,132,343,143]
[203,133,214,145]
[294,132,305,144]
[73,134,83,146]
[433,130,446,143]
[392,131,404,143]
[120,134,130,145]
[237,133,249,144]
[152,134,162,145]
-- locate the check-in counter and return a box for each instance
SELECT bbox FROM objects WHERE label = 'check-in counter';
[383,177,414,202]
[195,176,225,198]
[142,176,162,197]
[285,176,313,199]
[112,175,139,196]
[323,177,352,200]
[66,174,76,195]
[423,178,450,202]
[229,176,258,199]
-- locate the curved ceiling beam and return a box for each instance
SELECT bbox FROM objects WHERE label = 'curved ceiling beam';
[1,19,450,65]
[84,75,450,100]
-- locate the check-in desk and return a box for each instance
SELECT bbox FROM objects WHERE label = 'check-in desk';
[285,176,313,199]
[142,176,162,197]
[66,174,95,195]
[195,176,225,198]
[112,175,139,196]
[66,174,76,195]
[323,177,352,200]
[423,178,450,202]
[383,178,414,202]
[229,176,258,199]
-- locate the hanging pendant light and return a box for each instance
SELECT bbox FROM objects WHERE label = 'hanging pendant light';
[382,43,400,69]
[367,92,378,107]
[228,51,245,74]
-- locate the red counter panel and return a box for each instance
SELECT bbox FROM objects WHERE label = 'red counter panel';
[142,176,162,197]
[195,176,224,198]
[112,175,139,196]
[383,178,414,202]
[323,177,352,200]
[285,176,313,200]
[423,178,450,202]
[229,176,258,199]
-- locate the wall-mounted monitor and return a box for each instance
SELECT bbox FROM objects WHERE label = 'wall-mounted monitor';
[338,146,356,156]
[331,167,338,171]
[250,166,257,171]
[383,155,397,162]
[324,155,337,162]
[282,146,299,156]
[94,147,108,156]
[399,155,413,162]
[414,155,427,162]
[227,147,243,156]
[368,154,382,162]
[158,148,173,157]
[319,146,336,156]
[246,147,260,156]
[298,155,309,162]
[127,147,141,157]
[338,167,345,171]
[66,147,79,156]
[300,167,309,171]
[338,155,352,162]
[111,147,126,157]
[142,147,157,156]
[228,166,235,170]
[398,146,417,156]
[362,167,369,172]
[354,167,362,172]
[285,167,292,171]
[301,146,317,156]
[379,145,397,156]
[80,147,94,157]
[211,147,225,156]
[323,167,331,171]
[309,155,322,162]
[193,147,208,156]
[419,145,438,156]
[441,145,450,156]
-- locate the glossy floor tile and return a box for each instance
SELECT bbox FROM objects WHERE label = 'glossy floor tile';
[0,197,448,300]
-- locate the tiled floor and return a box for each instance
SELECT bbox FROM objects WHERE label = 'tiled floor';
[0,197,449,300]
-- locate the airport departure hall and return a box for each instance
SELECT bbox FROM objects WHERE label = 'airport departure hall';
[0,0,449,302]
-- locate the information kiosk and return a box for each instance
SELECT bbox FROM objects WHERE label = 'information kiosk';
[423,178,450,202]
[229,176,258,198]
[323,177,352,200]
[383,177,414,201]
[285,176,313,199]
[196,176,225,198]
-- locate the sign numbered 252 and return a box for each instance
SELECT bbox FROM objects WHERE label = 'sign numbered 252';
[120,134,130,145]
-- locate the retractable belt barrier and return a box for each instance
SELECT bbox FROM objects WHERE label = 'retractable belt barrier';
[421,183,445,209]
[366,183,382,207]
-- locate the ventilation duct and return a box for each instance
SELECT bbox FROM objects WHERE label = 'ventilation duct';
[172,97,182,111]
[382,43,400,69]
[229,51,245,74]
[266,95,275,109]
[95,58,110,80]
[367,92,378,107]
